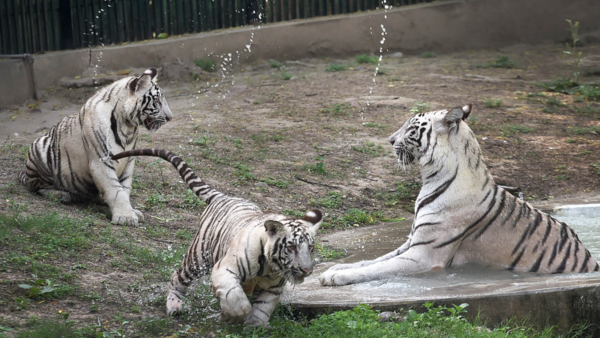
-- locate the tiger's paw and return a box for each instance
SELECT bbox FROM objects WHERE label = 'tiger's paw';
[319,269,356,286]
[133,209,145,223]
[166,295,184,316]
[244,315,270,328]
[111,211,140,226]
[326,262,365,271]
[220,297,251,324]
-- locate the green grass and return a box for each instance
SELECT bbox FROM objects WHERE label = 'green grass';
[420,51,437,58]
[375,181,421,212]
[281,72,293,80]
[545,97,564,107]
[356,54,379,64]
[315,243,346,261]
[269,59,284,69]
[323,209,383,229]
[326,63,348,72]
[492,55,516,69]
[410,102,430,114]
[484,98,503,108]
[363,122,388,128]
[351,142,386,156]
[321,103,351,116]
[310,192,343,209]
[194,59,215,72]
[567,125,600,135]
[499,124,535,136]
[260,177,291,188]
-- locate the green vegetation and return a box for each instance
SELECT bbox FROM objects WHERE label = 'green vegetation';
[410,102,430,114]
[269,59,284,69]
[484,98,503,108]
[351,142,386,156]
[545,96,564,107]
[315,243,346,261]
[321,103,351,116]
[420,51,437,58]
[363,122,388,128]
[326,63,348,72]
[356,54,379,64]
[500,124,535,136]
[564,19,582,84]
[323,208,383,229]
[567,125,600,135]
[311,192,343,209]
[492,55,516,69]
[375,181,421,212]
[281,72,293,80]
[194,58,215,72]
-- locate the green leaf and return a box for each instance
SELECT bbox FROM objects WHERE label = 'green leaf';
[18,284,32,289]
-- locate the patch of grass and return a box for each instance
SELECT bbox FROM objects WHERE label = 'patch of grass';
[143,192,168,210]
[194,59,215,72]
[281,72,293,80]
[420,51,437,58]
[492,55,516,69]
[260,177,290,188]
[320,103,351,116]
[484,98,503,108]
[576,105,600,115]
[578,84,600,101]
[314,244,346,261]
[540,77,579,94]
[192,135,210,147]
[545,96,564,106]
[323,209,383,229]
[355,54,379,64]
[500,124,535,136]
[234,163,255,181]
[410,102,430,114]
[567,125,600,135]
[303,156,328,176]
[326,63,348,72]
[269,59,284,69]
[18,274,75,300]
[177,190,205,210]
[351,142,386,156]
[282,209,306,218]
[375,181,421,210]
[363,122,388,128]
[310,192,343,209]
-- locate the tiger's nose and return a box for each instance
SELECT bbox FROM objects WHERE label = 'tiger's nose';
[166,115,172,122]
[389,137,396,146]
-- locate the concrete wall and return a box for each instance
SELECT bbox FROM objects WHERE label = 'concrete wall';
[2,0,599,107]
[0,59,37,107]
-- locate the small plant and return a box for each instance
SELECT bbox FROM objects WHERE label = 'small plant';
[282,209,305,218]
[567,125,600,135]
[565,19,582,84]
[234,163,255,181]
[578,84,600,101]
[576,105,600,115]
[492,55,515,69]
[363,122,387,128]
[420,51,437,58]
[315,244,346,261]
[500,124,535,136]
[484,98,503,108]
[18,274,73,299]
[144,192,168,209]
[192,135,210,147]
[351,142,386,156]
[545,96,564,106]
[260,177,290,188]
[311,192,343,209]
[178,190,205,209]
[326,63,348,72]
[281,72,293,80]
[320,103,351,116]
[355,54,378,64]
[269,59,284,69]
[194,59,215,72]
[410,102,430,114]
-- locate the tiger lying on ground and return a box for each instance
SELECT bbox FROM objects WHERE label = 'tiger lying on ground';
[111,148,323,327]
[20,68,172,225]
[320,104,598,286]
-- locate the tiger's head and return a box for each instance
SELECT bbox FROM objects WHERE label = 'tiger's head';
[264,209,323,284]
[389,104,472,167]
[127,68,173,131]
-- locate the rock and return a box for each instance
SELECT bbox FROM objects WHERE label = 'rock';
[378,311,404,323]
[387,52,404,58]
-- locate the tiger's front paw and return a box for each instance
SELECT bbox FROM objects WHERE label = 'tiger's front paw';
[220,300,252,324]
[319,269,357,286]
[111,210,140,226]
[244,315,270,328]
[166,294,184,316]
[133,209,145,223]
[327,262,362,271]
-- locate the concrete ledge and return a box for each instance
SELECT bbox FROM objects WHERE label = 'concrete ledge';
[0,59,36,107]
[1,0,599,107]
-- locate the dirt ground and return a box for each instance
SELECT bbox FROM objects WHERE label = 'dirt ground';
[1,41,600,335]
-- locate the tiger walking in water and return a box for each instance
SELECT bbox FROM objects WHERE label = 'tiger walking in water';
[20,68,172,225]
[111,148,322,327]
[320,104,598,286]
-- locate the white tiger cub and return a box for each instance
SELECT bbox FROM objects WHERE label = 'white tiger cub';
[320,104,598,286]
[111,148,323,327]
[19,68,172,225]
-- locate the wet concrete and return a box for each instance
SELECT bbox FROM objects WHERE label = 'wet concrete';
[283,205,600,333]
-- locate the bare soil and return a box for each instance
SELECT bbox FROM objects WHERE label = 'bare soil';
[1,41,600,335]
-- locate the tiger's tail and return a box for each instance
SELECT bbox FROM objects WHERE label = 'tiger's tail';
[111,148,222,204]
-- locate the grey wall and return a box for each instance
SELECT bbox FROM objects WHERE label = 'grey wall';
[1,0,599,107]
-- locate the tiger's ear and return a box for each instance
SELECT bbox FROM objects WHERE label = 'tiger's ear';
[303,209,323,232]
[264,220,286,237]
[443,104,472,127]
[129,68,157,94]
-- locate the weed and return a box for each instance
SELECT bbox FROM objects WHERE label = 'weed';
[351,142,386,156]
[178,190,205,210]
[176,229,194,240]
[18,274,74,299]
[355,54,378,64]
[484,98,503,108]
[304,156,328,175]
[269,59,284,69]
[545,96,564,106]
[492,55,516,69]
[410,102,430,114]
[143,192,168,210]
[192,135,210,147]
[591,164,600,176]
[281,72,293,80]
[500,124,535,136]
[566,138,576,144]
[420,51,437,58]
[234,163,255,181]
[578,84,600,101]
[540,77,579,94]
[261,177,290,188]
[389,76,402,82]
[13,297,30,311]
[326,63,348,72]
[194,59,215,72]
[315,244,346,261]
[282,209,306,218]
[567,125,600,135]
[375,181,421,209]
[321,103,351,116]
[324,209,383,229]
[363,122,387,128]
[311,192,343,209]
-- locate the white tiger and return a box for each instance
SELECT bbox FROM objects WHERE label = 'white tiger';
[19,68,172,225]
[111,148,323,327]
[320,104,598,286]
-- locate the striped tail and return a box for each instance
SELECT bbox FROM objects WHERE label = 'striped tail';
[18,170,28,185]
[111,148,222,204]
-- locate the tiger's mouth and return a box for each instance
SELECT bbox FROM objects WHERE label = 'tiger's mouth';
[144,117,165,131]
[394,144,416,165]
